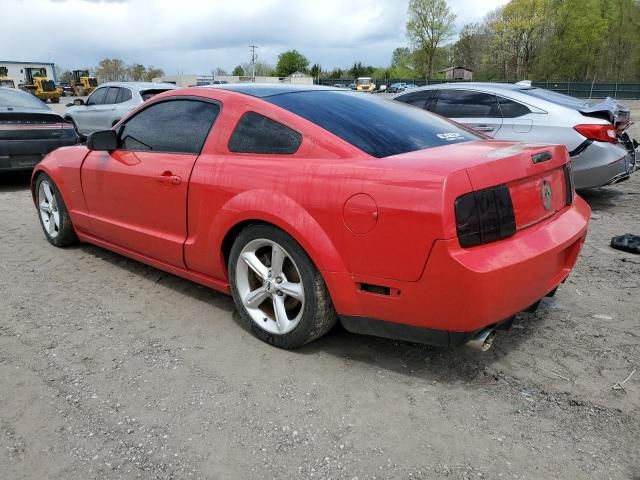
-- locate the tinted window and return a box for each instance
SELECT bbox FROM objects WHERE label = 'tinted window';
[119,100,220,154]
[116,88,132,103]
[395,90,435,109]
[103,87,119,104]
[498,97,530,118]
[140,89,173,101]
[0,88,49,109]
[87,87,107,106]
[432,90,500,118]
[229,112,302,154]
[266,91,478,158]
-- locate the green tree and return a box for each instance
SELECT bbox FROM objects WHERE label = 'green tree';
[232,65,245,76]
[143,66,164,82]
[275,50,310,77]
[406,0,456,78]
[94,58,127,82]
[492,0,548,79]
[128,63,146,81]
[309,63,322,81]
[329,67,344,78]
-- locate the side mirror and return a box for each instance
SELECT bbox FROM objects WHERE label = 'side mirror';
[87,130,118,151]
[73,98,85,106]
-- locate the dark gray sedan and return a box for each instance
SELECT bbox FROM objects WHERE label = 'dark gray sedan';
[0,87,78,172]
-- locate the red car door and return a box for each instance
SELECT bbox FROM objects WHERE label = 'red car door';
[81,98,221,267]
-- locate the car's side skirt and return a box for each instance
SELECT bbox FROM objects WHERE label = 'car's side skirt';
[76,231,231,295]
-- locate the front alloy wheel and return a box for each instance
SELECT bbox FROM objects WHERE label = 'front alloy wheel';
[35,173,77,247]
[229,225,337,349]
[38,180,61,239]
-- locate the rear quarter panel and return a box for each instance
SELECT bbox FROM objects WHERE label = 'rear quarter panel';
[183,93,451,285]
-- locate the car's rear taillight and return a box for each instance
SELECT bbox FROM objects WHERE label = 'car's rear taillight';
[455,184,516,248]
[574,124,617,143]
[564,161,574,205]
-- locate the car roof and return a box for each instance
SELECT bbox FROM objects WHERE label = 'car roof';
[200,83,341,98]
[402,82,523,93]
[98,81,177,91]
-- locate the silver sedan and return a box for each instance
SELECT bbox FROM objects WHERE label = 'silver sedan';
[63,82,177,136]
[392,82,638,189]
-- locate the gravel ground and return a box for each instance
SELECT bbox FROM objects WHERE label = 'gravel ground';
[0,101,638,480]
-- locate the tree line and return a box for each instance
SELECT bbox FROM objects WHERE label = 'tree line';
[57,59,165,84]
[60,0,639,86]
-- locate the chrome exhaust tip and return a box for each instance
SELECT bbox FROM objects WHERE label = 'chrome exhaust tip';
[466,328,497,352]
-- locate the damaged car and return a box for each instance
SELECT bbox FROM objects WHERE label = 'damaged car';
[393,83,638,189]
[32,85,590,351]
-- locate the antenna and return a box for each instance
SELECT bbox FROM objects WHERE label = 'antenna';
[248,45,258,82]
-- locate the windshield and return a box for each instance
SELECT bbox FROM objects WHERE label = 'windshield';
[266,91,479,158]
[518,87,591,109]
[357,78,372,85]
[0,88,49,109]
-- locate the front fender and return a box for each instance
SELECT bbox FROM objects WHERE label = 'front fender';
[31,145,91,231]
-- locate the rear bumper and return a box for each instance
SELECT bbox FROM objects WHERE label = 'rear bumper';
[0,136,78,171]
[328,197,591,346]
[572,141,634,189]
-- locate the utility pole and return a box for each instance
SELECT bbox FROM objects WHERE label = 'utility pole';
[248,45,258,82]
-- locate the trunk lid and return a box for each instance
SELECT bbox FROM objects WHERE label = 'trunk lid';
[579,96,631,133]
[463,143,570,231]
[384,140,571,239]
[0,111,73,140]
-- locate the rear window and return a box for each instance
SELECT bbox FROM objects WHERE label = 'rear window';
[518,87,590,109]
[140,89,172,101]
[0,89,49,110]
[266,91,478,158]
[229,112,302,154]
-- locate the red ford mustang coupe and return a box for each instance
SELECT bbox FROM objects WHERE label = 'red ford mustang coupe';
[31,85,590,350]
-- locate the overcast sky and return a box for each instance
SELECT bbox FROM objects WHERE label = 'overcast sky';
[2,0,509,74]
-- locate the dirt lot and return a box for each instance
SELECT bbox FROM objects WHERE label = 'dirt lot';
[0,103,638,480]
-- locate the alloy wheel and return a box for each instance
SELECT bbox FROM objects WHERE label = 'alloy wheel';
[38,180,60,239]
[235,239,305,335]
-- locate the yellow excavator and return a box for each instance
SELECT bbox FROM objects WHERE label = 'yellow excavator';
[23,67,62,103]
[0,66,16,88]
[71,70,98,96]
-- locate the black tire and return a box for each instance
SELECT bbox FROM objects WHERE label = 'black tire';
[229,224,337,349]
[34,173,78,247]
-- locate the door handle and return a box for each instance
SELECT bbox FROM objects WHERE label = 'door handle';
[473,125,495,132]
[155,171,182,185]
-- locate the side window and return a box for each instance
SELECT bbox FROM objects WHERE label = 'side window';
[497,96,531,118]
[228,112,302,155]
[395,90,435,110]
[119,99,220,154]
[116,88,132,103]
[103,87,119,105]
[86,87,107,106]
[432,90,500,118]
